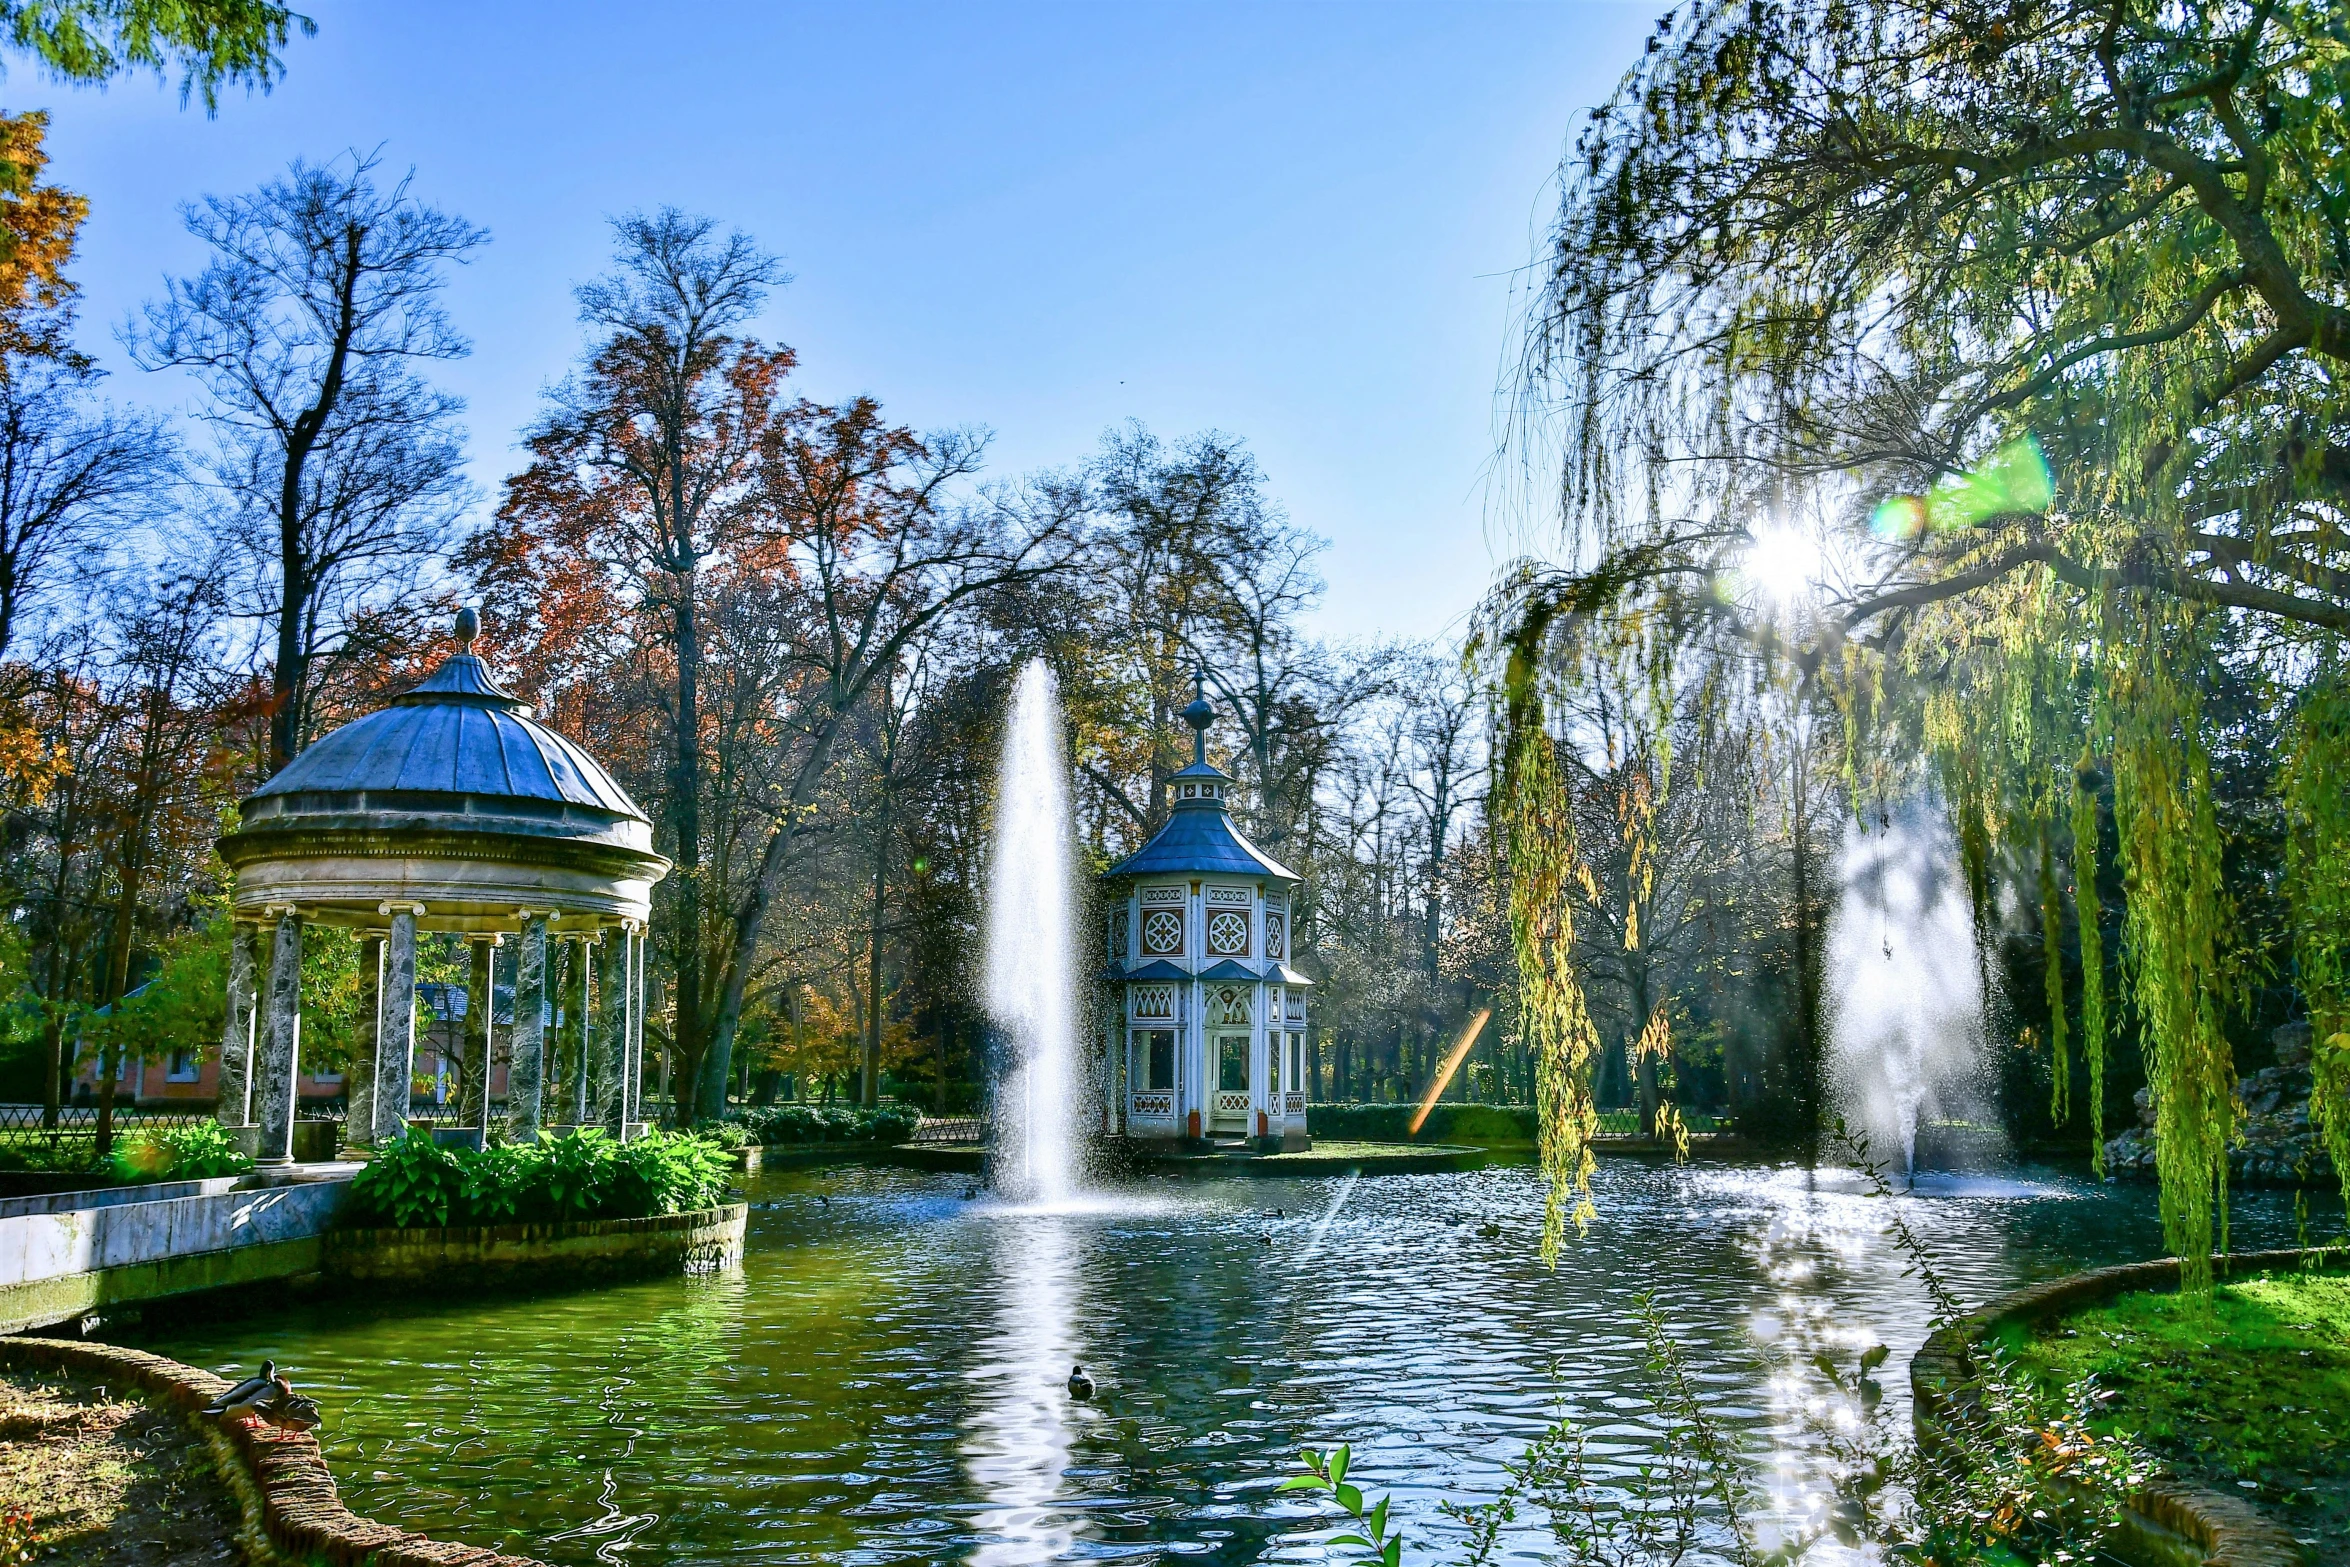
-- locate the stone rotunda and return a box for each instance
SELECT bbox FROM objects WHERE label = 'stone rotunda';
[214,610,670,1164]
[1098,681,1312,1150]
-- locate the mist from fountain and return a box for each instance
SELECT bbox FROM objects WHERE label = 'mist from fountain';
[985,658,1078,1206]
[1825,798,1990,1175]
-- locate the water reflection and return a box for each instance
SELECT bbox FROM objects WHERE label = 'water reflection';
[131,1160,2313,1567]
[966,1211,1084,1565]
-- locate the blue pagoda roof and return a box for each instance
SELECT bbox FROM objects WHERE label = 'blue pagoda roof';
[1103,762,1299,882]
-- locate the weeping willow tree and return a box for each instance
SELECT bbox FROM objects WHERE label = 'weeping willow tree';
[1494,0,2350,1282]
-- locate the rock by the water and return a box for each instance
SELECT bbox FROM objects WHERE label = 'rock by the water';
[2103,1022,2337,1188]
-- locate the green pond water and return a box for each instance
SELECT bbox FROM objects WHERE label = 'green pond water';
[136,1158,2312,1566]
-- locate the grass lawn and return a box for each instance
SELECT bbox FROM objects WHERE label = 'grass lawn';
[0,1367,245,1565]
[2003,1263,2349,1560]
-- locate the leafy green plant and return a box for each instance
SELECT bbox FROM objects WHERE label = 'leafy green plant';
[1283,1445,1404,1567]
[107,1119,251,1182]
[344,1128,734,1229]
[343,1131,462,1228]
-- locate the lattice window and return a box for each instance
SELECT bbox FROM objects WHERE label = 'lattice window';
[1142,909,1183,955]
[1264,909,1286,960]
[1207,910,1249,956]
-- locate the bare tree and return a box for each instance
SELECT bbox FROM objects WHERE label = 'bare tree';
[0,362,171,675]
[132,152,483,774]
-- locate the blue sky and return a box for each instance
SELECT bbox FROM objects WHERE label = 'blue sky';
[32,1,1649,645]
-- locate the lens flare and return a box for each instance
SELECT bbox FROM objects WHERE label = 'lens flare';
[1870,435,2053,541]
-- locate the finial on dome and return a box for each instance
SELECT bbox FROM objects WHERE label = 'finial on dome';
[454,606,479,650]
[1181,667,1214,766]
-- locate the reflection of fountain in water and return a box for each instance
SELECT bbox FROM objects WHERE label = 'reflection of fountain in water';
[1826,800,1989,1175]
[964,1215,1082,1566]
[986,659,1078,1205]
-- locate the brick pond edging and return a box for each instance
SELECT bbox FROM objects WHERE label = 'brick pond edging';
[0,1333,546,1566]
[1910,1246,2343,1567]
[323,1202,747,1292]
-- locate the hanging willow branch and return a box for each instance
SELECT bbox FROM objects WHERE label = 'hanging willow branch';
[2283,678,2350,1219]
[1499,722,1603,1263]
[2108,621,2235,1295]
[2040,820,2070,1128]
[2072,756,2108,1178]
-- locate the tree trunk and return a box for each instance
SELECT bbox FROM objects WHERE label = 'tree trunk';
[674,581,707,1122]
[860,792,890,1107]
[93,862,143,1160]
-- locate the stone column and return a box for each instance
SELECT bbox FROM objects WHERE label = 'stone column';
[569,937,593,1127]
[345,933,384,1152]
[255,909,303,1167]
[624,924,646,1136]
[508,913,550,1140]
[215,921,259,1127]
[597,930,627,1133]
[374,905,421,1148]
[461,936,497,1136]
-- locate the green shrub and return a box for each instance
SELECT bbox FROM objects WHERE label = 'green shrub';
[726,1102,920,1146]
[108,1121,252,1182]
[342,1128,734,1229]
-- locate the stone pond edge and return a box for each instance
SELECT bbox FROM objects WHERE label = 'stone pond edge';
[322,1202,749,1290]
[0,1332,549,1567]
[1909,1244,2346,1567]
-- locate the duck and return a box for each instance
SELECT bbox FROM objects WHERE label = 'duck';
[203,1363,323,1432]
[201,1361,275,1417]
[1067,1365,1095,1400]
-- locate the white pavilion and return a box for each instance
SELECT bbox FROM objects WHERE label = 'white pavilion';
[1099,683,1311,1149]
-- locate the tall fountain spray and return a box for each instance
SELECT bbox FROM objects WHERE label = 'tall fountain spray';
[985,659,1078,1205]
[1826,798,1989,1175]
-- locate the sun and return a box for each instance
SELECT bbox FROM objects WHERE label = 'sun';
[1742,526,1825,609]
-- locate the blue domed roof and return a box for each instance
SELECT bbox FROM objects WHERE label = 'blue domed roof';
[1104,758,1298,882]
[250,649,647,823]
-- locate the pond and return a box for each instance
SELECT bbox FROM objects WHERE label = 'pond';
[138,1157,2312,1566]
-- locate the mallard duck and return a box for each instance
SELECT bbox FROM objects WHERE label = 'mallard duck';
[1067,1365,1095,1400]
[261,1380,325,1432]
[201,1361,275,1417]
[202,1362,322,1432]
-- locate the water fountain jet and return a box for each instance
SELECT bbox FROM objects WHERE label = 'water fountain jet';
[985,659,1079,1206]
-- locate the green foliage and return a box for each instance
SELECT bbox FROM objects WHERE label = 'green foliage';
[2109,624,2236,1292]
[342,1129,733,1230]
[1497,724,1603,1263]
[1282,1445,1404,1567]
[1307,1104,1539,1146]
[2284,677,2350,1220]
[0,0,310,109]
[106,1119,249,1182]
[2072,759,2109,1177]
[726,1103,920,1146]
[344,1131,459,1228]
